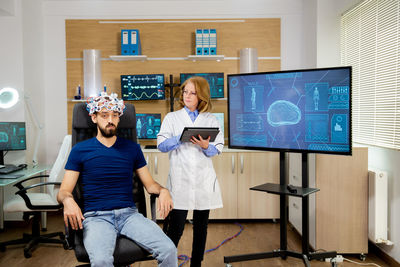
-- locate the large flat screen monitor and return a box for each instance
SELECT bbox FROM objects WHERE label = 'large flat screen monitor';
[0,122,26,164]
[180,73,224,98]
[121,74,165,100]
[228,66,352,155]
[136,113,161,139]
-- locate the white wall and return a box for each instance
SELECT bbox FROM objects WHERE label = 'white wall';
[22,0,46,165]
[0,0,25,165]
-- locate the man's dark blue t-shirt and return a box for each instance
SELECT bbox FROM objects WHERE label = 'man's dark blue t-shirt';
[65,137,146,213]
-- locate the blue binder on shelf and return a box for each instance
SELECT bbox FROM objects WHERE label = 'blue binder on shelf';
[121,30,130,55]
[121,29,142,55]
[209,29,217,55]
[195,29,203,55]
[202,29,210,55]
[130,29,141,55]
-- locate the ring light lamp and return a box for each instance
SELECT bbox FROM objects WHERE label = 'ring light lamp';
[0,87,19,109]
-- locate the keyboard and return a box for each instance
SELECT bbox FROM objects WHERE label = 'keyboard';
[0,164,25,174]
[0,174,24,179]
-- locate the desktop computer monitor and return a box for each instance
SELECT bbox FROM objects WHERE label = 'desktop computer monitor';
[0,122,26,165]
[136,113,161,139]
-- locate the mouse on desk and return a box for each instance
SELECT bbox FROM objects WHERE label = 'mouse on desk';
[18,164,28,169]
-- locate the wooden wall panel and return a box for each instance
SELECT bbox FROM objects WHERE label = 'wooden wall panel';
[66,19,280,58]
[66,18,281,146]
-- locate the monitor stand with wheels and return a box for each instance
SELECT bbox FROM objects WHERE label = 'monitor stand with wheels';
[224,152,338,267]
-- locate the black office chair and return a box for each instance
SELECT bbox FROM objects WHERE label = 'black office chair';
[66,103,158,267]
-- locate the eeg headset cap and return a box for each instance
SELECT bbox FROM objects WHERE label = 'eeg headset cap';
[86,92,126,116]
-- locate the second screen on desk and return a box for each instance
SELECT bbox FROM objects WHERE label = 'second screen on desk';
[136,113,161,139]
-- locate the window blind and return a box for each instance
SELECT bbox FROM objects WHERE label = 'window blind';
[341,0,400,149]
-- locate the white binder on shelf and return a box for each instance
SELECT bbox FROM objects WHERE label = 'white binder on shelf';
[195,29,203,55]
[202,29,210,55]
[209,29,217,55]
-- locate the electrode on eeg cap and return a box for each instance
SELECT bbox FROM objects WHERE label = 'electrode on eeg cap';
[86,92,126,116]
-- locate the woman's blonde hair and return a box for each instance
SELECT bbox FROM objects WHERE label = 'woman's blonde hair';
[178,76,212,112]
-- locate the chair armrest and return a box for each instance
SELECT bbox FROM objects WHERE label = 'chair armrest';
[149,193,159,222]
[14,182,62,210]
[14,174,50,190]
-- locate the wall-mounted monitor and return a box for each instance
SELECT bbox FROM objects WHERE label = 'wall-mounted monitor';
[180,73,224,98]
[228,66,352,155]
[121,74,165,100]
[136,113,161,139]
[0,122,26,164]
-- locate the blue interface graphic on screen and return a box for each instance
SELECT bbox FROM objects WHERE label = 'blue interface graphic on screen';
[228,68,351,153]
[121,74,165,100]
[180,73,224,98]
[136,114,161,139]
[0,122,26,150]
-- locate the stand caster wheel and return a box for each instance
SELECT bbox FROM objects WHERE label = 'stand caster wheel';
[360,253,366,261]
[24,250,32,258]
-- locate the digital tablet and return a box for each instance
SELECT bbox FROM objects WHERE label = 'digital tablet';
[180,127,220,142]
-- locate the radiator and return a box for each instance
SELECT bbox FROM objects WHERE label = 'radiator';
[368,169,392,245]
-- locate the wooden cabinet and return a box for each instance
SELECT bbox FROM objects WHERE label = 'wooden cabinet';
[236,152,280,219]
[288,147,368,254]
[209,152,238,219]
[143,149,280,220]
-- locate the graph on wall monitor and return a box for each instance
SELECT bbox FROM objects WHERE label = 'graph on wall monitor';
[121,74,165,100]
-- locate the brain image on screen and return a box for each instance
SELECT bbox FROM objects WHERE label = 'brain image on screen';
[267,100,301,127]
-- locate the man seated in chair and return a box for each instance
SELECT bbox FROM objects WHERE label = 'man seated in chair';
[57,93,178,267]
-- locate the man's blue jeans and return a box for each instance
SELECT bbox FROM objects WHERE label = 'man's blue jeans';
[82,206,177,267]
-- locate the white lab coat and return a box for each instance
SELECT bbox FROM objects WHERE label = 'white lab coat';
[157,108,224,210]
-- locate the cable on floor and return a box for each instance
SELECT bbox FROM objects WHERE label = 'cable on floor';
[178,222,244,267]
[343,257,382,267]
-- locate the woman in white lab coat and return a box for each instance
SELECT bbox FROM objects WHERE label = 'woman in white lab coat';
[157,76,224,267]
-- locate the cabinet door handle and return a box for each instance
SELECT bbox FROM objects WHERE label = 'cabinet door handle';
[231,155,235,174]
[240,155,244,174]
[292,202,299,209]
[154,155,158,175]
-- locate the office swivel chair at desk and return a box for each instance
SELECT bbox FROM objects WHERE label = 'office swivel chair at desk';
[67,103,159,267]
[0,135,72,258]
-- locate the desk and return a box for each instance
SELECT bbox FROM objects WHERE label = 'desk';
[0,165,49,230]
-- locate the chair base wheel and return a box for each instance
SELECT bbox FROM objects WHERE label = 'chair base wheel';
[0,245,6,252]
[24,250,32,258]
